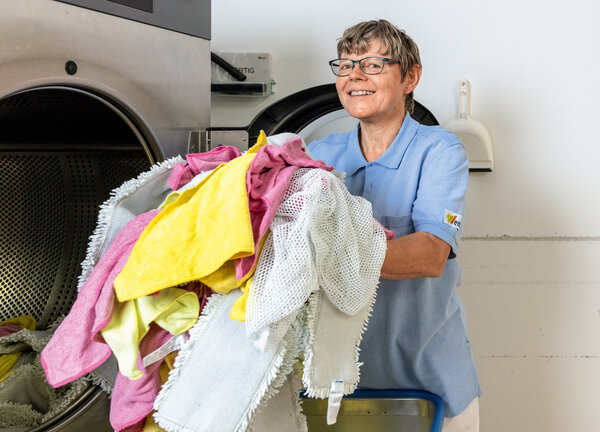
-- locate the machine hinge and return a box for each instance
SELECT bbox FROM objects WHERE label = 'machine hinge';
[188,129,249,154]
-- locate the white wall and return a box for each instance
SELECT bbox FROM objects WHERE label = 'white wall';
[212,1,600,430]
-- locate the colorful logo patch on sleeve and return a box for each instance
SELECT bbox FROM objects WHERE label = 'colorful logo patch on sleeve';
[444,209,463,229]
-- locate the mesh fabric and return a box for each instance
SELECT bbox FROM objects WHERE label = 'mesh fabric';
[246,168,387,345]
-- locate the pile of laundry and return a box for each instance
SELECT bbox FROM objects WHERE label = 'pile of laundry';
[40,132,391,432]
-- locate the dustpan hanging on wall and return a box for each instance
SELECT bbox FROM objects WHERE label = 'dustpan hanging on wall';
[443,80,493,172]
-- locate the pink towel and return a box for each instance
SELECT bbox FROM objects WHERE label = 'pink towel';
[41,210,161,388]
[379,221,396,240]
[168,146,241,191]
[0,323,24,337]
[236,137,333,279]
[110,323,172,432]
[110,282,212,432]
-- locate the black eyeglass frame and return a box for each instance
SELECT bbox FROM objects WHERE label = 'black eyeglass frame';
[328,56,400,76]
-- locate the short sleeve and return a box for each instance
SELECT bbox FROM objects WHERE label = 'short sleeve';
[412,142,468,255]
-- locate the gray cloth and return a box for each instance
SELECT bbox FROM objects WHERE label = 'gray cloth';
[0,327,90,427]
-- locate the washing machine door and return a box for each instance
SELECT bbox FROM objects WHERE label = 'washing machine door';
[244,83,439,144]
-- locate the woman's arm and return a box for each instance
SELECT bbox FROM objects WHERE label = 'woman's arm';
[380,231,451,279]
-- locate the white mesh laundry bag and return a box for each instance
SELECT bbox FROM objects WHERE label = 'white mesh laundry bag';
[246,168,388,348]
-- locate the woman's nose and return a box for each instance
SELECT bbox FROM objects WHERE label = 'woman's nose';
[348,63,366,79]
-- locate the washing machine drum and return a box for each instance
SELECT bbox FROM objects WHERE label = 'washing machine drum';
[0,87,152,431]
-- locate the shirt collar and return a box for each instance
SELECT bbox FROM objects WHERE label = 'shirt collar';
[345,113,420,176]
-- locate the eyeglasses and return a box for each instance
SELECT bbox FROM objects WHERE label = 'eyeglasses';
[329,56,399,76]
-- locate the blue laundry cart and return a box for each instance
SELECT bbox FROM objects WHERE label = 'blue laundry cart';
[302,389,444,432]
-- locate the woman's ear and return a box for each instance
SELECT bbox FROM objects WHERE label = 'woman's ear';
[403,64,422,95]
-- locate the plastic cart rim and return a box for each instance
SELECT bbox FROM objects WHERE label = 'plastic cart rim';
[300,388,445,432]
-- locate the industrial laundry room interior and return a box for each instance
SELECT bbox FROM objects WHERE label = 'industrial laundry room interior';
[0,0,598,431]
[211,1,600,431]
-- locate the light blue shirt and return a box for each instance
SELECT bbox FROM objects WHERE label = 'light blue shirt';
[308,114,481,417]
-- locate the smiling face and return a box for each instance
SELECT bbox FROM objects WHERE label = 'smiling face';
[336,40,415,127]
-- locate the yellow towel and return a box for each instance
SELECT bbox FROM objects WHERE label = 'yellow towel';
[0,315,36,382]
[229,276,252,322]
[101,288,199,380]
[247,131,267,155]
[142,414,166,432]
[158,130,266,212]
[114,150,257,302]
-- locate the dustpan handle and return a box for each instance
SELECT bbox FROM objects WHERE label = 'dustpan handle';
[459,80,471,120]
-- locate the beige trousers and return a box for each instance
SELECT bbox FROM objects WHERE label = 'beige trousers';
[441,398,480,432]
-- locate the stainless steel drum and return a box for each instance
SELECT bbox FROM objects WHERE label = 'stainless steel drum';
[0,89,152,329]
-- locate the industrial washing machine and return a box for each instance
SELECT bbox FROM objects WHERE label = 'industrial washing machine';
[0,0,209,430]
[0,1,443,430]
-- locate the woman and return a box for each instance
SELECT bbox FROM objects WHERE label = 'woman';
[308,20,481,431]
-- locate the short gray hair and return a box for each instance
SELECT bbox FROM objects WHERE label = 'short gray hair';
[336,20,421,114]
